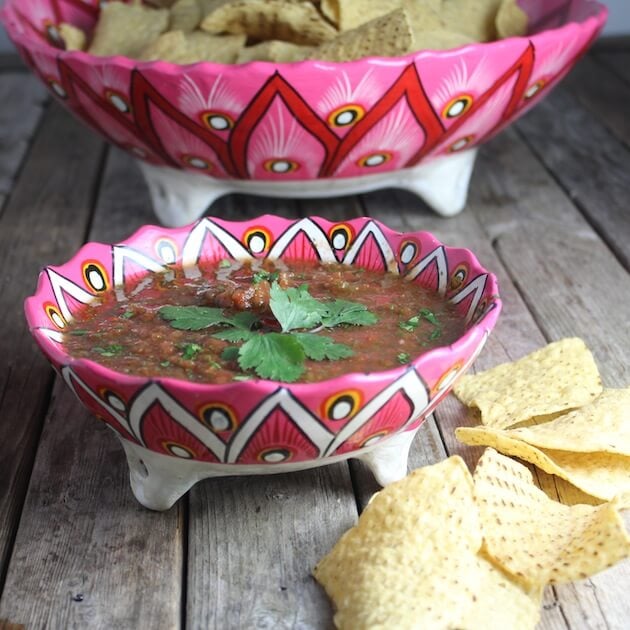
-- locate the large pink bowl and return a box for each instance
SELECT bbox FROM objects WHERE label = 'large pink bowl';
[25,216,500,509]
[1,1,607,224]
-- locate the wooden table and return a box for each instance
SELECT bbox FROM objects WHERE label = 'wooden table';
[0,40,629,629]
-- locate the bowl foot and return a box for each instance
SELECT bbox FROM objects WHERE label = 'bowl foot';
[137,161,231,228]
[397,148,479,217]
[355,428,417,486]
[137,151,478,226]
[119,424,421,510]
[120,439,206,510]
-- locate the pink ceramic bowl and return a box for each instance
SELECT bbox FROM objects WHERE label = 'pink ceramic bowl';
[25,215,500,509]
[1,1,607,225]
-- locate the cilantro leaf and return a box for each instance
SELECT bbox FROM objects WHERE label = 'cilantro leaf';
[160,306,259,333]
[238,333,305,382]
[229,311,260,330]
[291,333,354,361]
[397,352,411,364]
[213,329,256,343]
[419,308,439,326]
[221,346,240,362]
[269,283,328,332]
[429,327,442,341]
[399,309,441,333]
[399,315,421,332]
[321,300,378,328]
[160,305,229,330]
[92,344,124,357]
[252,270,280,284]
[181,343,202,360]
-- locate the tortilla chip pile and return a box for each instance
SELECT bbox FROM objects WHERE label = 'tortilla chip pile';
[58,0,529,64]
[313,450,630,629]
[454,337,630,506]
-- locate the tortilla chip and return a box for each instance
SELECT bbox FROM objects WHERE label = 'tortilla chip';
[89,1,170,58]
[474,449,630,589]
[236,40,313,62]
[457,426,630,505]
[169,0,202,32]
[507,388,630,456]
[59,23,87,51]
[323,0,405,31]
[412,29,474,51]
[495,0,528,38]
[313,457,540,629]
[440,0,502,42]
[200,0,338,46]
[139,29,245,63]
[146,0,178,7]
[453,338,603,429]
[309,8,413,61]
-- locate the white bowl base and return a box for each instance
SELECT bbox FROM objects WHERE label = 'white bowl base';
[137,150,478,227]
[120,427,420,511]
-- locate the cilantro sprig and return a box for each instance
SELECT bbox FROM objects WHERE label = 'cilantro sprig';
[399,308,442,341]
[158,281,377,382]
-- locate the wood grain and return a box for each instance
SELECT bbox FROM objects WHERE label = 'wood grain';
[0,147,183,629]
[560,56,630,147]
[0,103,104,588]
[516,62,630,270]
[0,73,48,213]
[594,51,630,88]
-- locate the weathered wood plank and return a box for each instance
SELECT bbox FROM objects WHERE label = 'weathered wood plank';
[470,131,630,629]
[559,55,630,147]
[0,381,183,629]
[514,60,630,271]
[0,103,104,592]
[0,73,48,213]
[475,131,630,384]
[594,50,630,84]
[0,147,183,629]
[189,466,354,629]
[0,54,26,73]
[187,195,358,628]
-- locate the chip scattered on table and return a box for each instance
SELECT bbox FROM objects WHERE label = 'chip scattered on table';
[507,388,630,456]
[453,338,603,429]
[313,457,541,630]
[457,426,630,505]
[473,449,630,588]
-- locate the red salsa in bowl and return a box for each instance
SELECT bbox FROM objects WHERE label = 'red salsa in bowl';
[63,259,467,384]
[24,216,501,509]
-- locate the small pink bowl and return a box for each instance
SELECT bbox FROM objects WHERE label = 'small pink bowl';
[25,215,501,509]
[1,1,607,224]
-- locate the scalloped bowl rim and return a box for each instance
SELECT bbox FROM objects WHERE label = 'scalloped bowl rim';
[24,215,502,396]
[0,0,608,75]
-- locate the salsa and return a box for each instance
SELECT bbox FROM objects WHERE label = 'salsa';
[63,260,467,383]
